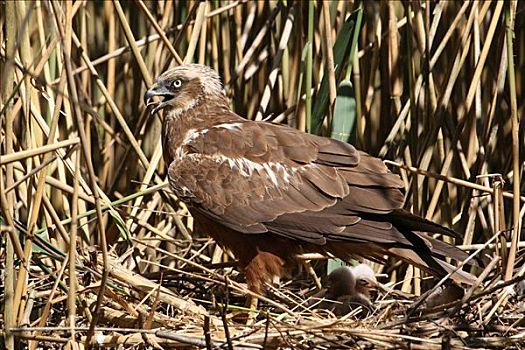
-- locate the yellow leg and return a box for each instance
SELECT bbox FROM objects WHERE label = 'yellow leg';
[245,294,259,325]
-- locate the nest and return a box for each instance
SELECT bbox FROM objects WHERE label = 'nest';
[11,234,525,350]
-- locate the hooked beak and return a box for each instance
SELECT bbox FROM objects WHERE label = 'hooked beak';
[144,83,175,115]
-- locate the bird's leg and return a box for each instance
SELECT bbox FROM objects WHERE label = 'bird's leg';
[229,288,260,325]
[242,251,284,325]
[244,294,259,325]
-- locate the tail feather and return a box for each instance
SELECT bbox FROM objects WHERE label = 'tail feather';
[325,243,477,285]
[388,248,477,285]
[415,232,474,264]
[388,209,459,238]
[324,213,478,285]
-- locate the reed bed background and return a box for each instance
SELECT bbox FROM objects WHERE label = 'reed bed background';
[1,1,525,348]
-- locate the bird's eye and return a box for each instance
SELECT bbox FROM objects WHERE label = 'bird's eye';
[173,79,182,88]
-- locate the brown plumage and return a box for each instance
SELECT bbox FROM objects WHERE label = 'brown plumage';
[144,64,476,293]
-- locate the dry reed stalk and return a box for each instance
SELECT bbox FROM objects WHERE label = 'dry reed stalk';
[184,2,207,64]
[305,1,314,133]
[321,1,336,129]
[29,254,69,350]
[0,138,79,164]
[70,34,152,170]
[504,1,520,282]
[51,2,110,343]
[113,1,153,88]
[2,3,17,348]
[409,227,502,316]
[386,160,525,203]
[68,148,80,339]
[136,0,183,65]
[255,5,295,121]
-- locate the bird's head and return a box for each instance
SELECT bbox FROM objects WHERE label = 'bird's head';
[326,267,356,297]
[351,264,378,298]
[144,64,223,116]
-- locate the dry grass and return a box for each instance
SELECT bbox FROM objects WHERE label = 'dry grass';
[1,1,525,348]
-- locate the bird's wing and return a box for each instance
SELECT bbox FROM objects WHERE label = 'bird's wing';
[167,120,404,244]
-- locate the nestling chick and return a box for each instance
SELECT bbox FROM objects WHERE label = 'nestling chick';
[309,264,377,317]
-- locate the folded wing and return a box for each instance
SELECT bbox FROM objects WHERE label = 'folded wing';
[168,120,472,281]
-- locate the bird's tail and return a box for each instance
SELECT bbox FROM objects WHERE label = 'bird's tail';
[387,209,459,238]
[387,247,477,285]
[388,211,478,285]
[326,242,477,285]
[325,209,478,285]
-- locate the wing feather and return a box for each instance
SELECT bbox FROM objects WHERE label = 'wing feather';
[170,121,402,231]
[169,120,470,272]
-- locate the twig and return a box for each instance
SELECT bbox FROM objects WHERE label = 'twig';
[385,160,525,203]
[504,0,520,282]
[407,229,503,316]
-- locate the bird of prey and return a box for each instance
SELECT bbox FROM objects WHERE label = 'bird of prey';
[144,64,475,294]
[350,264,378,300]
[309,265,377,317]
